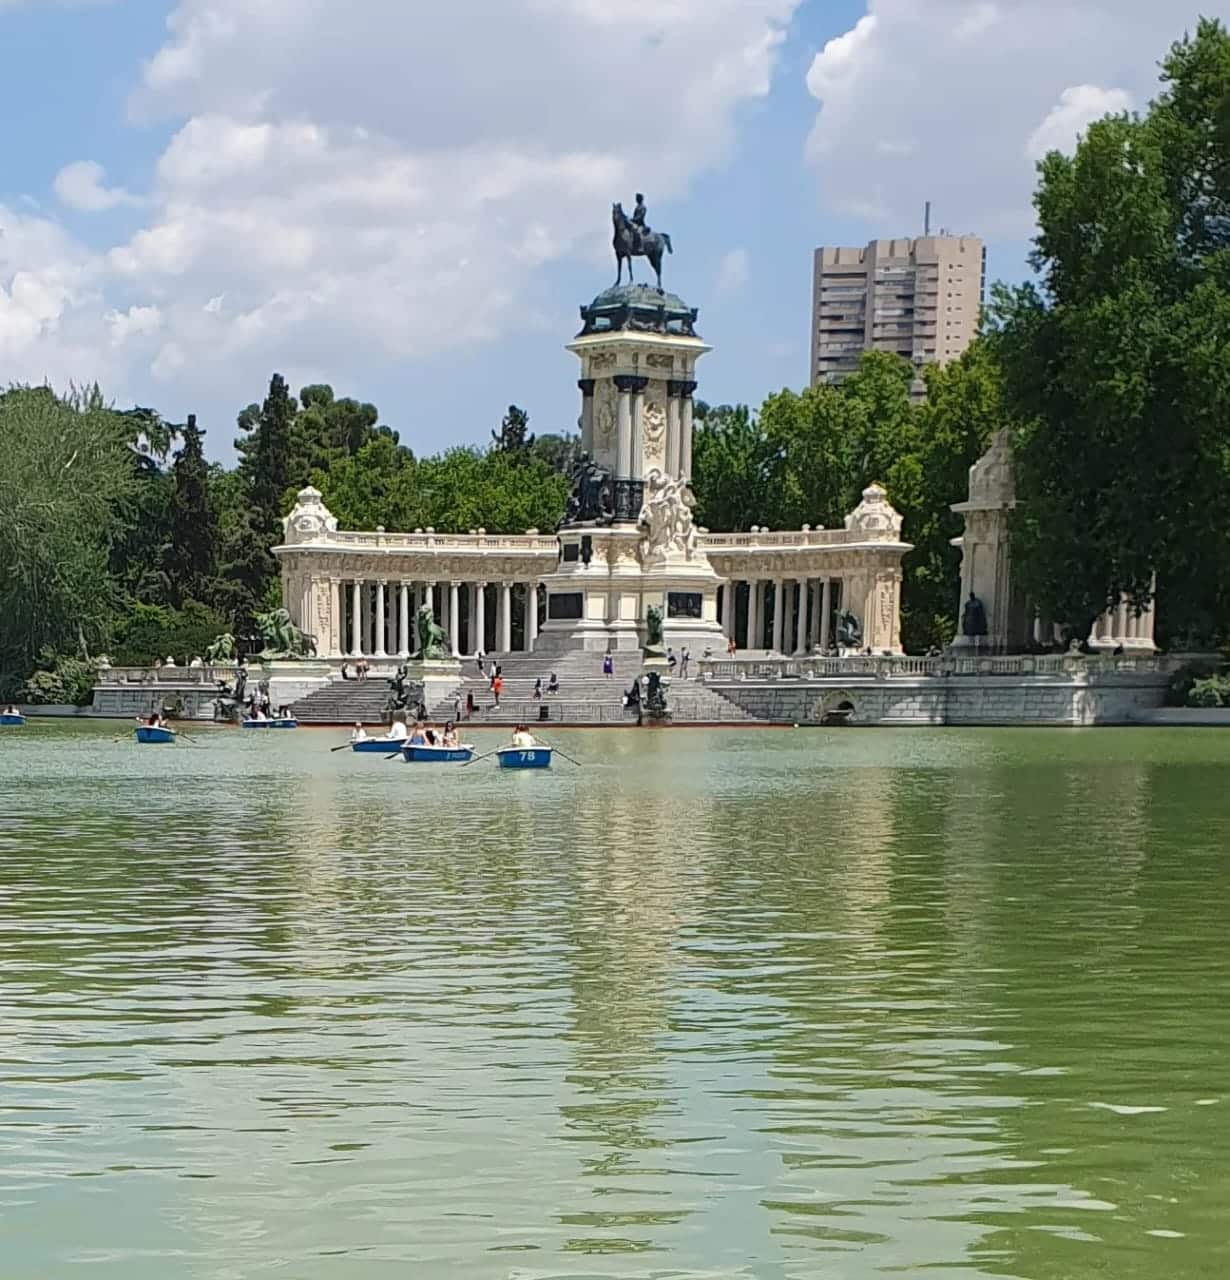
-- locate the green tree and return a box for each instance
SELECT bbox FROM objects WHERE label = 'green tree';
[691,404,775,530]
[417,447,567,532]
[315,433,421,530]
[530,432,580,474]
[491,404,534,458]
[0,387,136,693]
[994,18,1230,644]
[165,414,216,606]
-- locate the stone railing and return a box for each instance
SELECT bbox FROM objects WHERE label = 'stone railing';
[287,530,560,553]
[698,653,1175,682]
[95,665,240,687]
[700,528,854,550]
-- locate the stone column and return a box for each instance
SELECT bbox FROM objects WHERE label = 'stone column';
[398,582,410,657]
[721,580,735,639]
[368,583,383,660]
[628,376,648,480]
[666,385,682,478]
[500,582,513,652]
[351,580,363,655]
[614,377,634,478]
[449,582,461,658]
[771,579,785,654]
[526,581,539,652]
[749,580,764,649]
[820,579,833,653]
[329,578,342,657]
[678,380,698,481]
[795,578,809,654]
[578,379,595,456]
[475,582,487,655]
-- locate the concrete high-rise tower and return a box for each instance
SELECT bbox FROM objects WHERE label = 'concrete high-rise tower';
[810,234,985,396]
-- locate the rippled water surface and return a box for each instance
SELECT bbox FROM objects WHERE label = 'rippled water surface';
[2,722,1230,1278]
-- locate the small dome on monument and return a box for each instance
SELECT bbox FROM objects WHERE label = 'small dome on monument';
[578,283,700,338]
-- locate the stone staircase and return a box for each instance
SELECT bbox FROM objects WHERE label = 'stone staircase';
[426,650,757,726]
[287,678,411,726]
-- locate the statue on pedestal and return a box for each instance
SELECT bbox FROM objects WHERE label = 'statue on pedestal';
[416,604,450,660]
[613,194,674,290]
[961,592,989,640]
[836,609,863,652]
[255,607,316,660]
[564,453,614,525]
[644,605,665,656]
[637,468,698,564]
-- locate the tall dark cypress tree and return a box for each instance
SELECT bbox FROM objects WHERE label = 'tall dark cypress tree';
[166,413,215,605]
[250,374,296,536]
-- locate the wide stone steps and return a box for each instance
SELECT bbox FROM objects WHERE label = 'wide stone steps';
[288,681,398,726]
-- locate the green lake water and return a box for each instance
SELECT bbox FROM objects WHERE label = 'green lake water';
[1,721,1229,1278]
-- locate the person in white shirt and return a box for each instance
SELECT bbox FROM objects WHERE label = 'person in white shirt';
[350,722,368,742]
[510,725,537,749]
[387,719,408,741]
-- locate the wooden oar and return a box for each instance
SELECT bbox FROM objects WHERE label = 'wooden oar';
[461,748,502,768]
[535,737,582,767]
[330,741,353,752]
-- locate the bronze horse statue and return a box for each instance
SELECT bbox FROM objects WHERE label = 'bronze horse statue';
[612,202,673,290]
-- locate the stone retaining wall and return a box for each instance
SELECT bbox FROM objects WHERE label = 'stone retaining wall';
[708,672,1172,726]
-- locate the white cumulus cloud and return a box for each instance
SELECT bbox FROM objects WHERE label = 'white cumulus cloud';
[804,0,1229,237]
[1,0,800,409]
[53,160,140,211]
[1026,85,1134,160]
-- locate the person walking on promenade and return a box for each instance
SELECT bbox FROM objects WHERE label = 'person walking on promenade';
[602,653,614,678]
[679,647,690,679]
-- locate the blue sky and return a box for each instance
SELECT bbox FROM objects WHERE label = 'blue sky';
[0,0,1222,461]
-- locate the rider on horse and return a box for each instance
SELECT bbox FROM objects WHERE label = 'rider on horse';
[631,193,650,254]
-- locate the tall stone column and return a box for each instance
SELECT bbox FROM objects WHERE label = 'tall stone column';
[677,380,698,481]
[500,582,513,652]
[475,582,487,655]
[374,580,387,657]
[749,580,764,649]
[627,376,648,480]
[614,377,634,478]
[398,582,410,657]
[329,578,342,657]
[721,580,735,639]
[771,578,786,654]
[666,385,682,478]
[795,578,809,654]
[351,580,363,656]
[526,581,539,652]
[449,582,461,657]
[820,579,833,653]
[578,379,595,455]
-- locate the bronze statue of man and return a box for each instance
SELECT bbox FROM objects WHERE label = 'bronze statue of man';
[632,193,649,251]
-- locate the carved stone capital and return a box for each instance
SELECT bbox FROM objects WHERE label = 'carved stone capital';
[614,374,649,394]
[668,379,699,400]
[577,378,595,397]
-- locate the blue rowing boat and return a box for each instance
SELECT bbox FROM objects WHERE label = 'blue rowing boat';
[241,718,298,729]
[496,746,552,770]
[135,725,176,744]
[0,713,24,726]
[402,743,474,764]
[351,738,403,753]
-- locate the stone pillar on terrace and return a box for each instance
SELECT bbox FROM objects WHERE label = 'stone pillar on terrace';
[795,578,809,654]
[351,581,363,656]
[676,380,697,481]
[449,582,461,658]
[721,580,735,639]
[398,582,411,657]
[475,583,487,655]
[749,580,764,649]
[666,384,682,477]
[819,579,833,653]
[374,580,388,657]
[950,429,1030,654]
[771,578,786,654]
[526,582,540,652]
[500,583,513,652]
[578,379,595,455]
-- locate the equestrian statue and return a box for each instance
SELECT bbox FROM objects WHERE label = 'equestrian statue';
[612,193,673,290]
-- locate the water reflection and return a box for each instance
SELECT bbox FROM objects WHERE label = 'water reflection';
[0,724,1228,1277]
